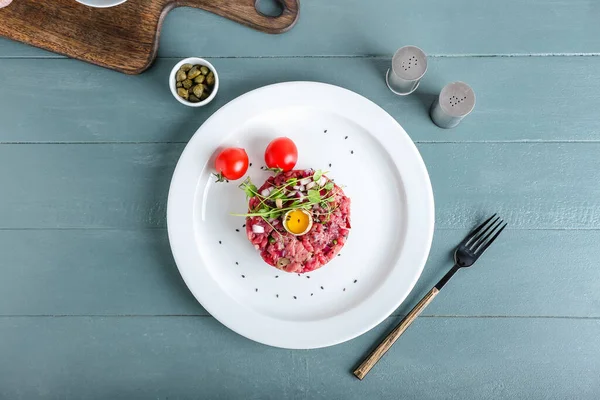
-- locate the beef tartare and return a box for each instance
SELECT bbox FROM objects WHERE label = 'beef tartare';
[242,169,351,273]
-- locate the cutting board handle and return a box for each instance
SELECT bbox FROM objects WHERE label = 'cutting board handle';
[170,0,299,34]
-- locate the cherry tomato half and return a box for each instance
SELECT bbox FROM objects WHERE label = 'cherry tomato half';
[214,147,249,182]
[264,137,298,172]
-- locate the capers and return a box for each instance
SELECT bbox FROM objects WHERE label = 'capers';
[192,84,204,98]
[177,88,189,100]
[175,70,187,82]
[187,66,201,79]
[206,71,215,85]
[174,62,216,103]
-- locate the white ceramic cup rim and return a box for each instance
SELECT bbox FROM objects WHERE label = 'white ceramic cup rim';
[75,0,128,8]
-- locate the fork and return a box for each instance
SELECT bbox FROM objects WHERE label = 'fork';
[353,214,507,380]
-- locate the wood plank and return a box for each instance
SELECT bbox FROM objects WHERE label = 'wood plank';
[1,316,598,399]
[1,57,600,143]
[0,143,598,229]
[1,229,599,318]
[2,0,600,58]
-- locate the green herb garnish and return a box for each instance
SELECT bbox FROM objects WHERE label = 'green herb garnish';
[232,171,339,220]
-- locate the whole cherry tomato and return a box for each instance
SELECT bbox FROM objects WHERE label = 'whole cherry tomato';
[214,147,249,182]
[264,137,298,172]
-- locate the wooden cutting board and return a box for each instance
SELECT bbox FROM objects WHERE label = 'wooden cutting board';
[0,0,299,74]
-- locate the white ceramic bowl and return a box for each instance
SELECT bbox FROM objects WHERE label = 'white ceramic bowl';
[76,0,127,8]
[169,58,220,107]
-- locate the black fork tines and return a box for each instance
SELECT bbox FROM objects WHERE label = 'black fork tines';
[465,215,506,255]
[468,216,501,250]
[463,213,496,248]
[475,221,507,255]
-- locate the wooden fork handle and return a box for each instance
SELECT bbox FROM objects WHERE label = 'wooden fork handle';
[353,287,440,380]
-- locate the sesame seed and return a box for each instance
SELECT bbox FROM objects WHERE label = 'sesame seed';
[354,279,357,283]
[255,288,258,292]
[345,136,348,139]
[235,262,239,265]
[320,286,324,290]
[219,241,222,244]
[235,229,239,232]
[306,276,310,279]
[249,163,253,167]
[324,130,328,133]
[275,275,279,278]
[343,288,346,291]
[351,150,354,154]
[241,275,245,278]
[311,293,314,296]
[243,224,246,227]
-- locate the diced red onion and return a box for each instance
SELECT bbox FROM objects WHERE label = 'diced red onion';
[317,176,327,187]
[298,185,306,192]
[288,191,298,197]
[293,185,301,190]
[252,225,265,234]
[306,182,317,190]
[299,177,312,186]
[261,187,273,197]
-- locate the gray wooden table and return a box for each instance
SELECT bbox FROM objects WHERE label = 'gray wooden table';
[2,1,600,398]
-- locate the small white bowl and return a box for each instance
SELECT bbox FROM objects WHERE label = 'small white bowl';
[169,58,219,107]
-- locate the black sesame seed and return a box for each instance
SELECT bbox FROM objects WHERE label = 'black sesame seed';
[276,294,279,298]
[329,163,332,167]
[249,163,253,167]
[255,288,258,292]
[345,136,348,139]
[311,293,314,296]
[351,150,354,154]
[306,276,311,279]
[343,288,346,291]
[242,224,246,228]
[324,130,328,133]
[293,296,297,299]
[235,262,239,265]
[297,273,301,277]
[354,279,357,283]
[338,253,341,257]
[241,274,245,278]
[235,229,239,232]
[320,286,324,290]
[219,241,222,244]
[275,275,279,278]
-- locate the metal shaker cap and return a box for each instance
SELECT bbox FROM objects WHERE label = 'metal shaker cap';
[386,46,427,96]
[430,82,476,128]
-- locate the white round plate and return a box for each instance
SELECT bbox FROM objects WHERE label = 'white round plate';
[167,82,434,349]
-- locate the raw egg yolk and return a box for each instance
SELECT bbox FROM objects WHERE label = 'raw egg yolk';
[285,209,311,235]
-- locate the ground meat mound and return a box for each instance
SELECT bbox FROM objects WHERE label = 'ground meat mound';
[245,169,351,273]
